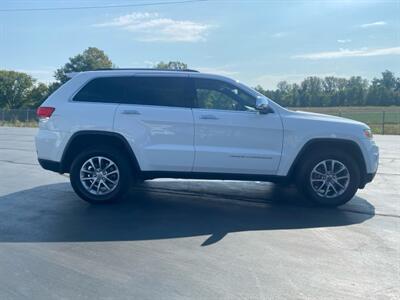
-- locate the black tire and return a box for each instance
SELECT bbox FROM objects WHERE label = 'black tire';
[70,146,133,204]
[296,149,360,207]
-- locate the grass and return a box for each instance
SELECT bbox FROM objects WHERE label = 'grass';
[0,120,38,127]
[289,106,400,135]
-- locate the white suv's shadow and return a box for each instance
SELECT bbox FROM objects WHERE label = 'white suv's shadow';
[0,181,375,246]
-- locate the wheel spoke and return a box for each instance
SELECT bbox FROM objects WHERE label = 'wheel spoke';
[336,175,349,180]
[101,180,111,191]
[334,166,346,175]
[89,178,97,190]
[317,181,327,192]
[330,182,338,194]
[106,170,118,176]
[96,181,101,194]
[312,170,326,176]
[322,161,328,173]
[104,176,117,185]
[89,158,96,171]
[311,178,324,182]
[324,183,330,196]
[98,157,103,170]
[81,169,93,174]
[104,161,116,171]
[333,178,345,189]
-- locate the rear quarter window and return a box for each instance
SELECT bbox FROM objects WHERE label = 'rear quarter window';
[73,77,130,103]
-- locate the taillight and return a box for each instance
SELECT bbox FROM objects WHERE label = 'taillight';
[36,107,55,119]
[363,128,373,139]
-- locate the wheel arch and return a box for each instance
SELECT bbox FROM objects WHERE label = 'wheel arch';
[60,130,141,174]
[287,138,367,187]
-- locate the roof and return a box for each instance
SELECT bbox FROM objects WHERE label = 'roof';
[94,68,199,72]
[66,68,238,85]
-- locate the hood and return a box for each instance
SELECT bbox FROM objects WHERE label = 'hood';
[292,110,367,127]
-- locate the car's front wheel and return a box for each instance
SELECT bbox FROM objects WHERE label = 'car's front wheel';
[296,150,360,207]
[70,147,132,204]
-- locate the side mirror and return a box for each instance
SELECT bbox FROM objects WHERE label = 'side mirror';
[255,97,270,114]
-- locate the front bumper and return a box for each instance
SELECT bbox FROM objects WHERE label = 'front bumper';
[359,172,377,189]
[38,159,63,173]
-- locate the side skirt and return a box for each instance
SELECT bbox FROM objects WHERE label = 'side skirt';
[139,171,289,183]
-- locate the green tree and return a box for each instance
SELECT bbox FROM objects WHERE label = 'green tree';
[366,70,399,106]
[254,85,276,101]
[27,82,49,108]
[154,61,188,70]
[299,77,324,107]
[54,47,113,84]
[0,70,37,109]
[344,76,368,106]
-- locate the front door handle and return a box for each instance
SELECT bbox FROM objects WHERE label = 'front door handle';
[121,109,141,115]
[200,114,219,120]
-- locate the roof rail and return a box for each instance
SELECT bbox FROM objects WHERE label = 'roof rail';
[93,68,199,73]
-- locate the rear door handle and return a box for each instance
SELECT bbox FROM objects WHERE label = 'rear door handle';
[121,109,141,115]
[200,114,219,120]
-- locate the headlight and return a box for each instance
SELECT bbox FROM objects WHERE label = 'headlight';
[363,128,373,139]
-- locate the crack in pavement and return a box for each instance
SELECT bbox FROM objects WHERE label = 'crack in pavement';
[0,159,38,166]
[0,147,35,152]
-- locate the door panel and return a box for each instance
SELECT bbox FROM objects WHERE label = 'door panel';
[192,109,283,175]
[113,75,195,172]
[190,76,284,175]
[114,105,194,172]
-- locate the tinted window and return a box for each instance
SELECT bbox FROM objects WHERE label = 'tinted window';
[74,77,130,103]
[127,76,188,107]
[74,76,189,107]
[194,78,256,111]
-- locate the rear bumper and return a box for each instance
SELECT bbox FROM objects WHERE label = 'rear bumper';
[38,159,63,173]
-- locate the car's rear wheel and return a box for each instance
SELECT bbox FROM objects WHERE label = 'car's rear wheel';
[296,150,360,207]
[70,147,132,204]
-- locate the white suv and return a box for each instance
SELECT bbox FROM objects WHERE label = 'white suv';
[35,69,379,206]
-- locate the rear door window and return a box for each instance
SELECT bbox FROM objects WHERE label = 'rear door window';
[126,76,190,108]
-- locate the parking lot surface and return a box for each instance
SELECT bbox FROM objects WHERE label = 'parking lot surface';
[0,127,399,299]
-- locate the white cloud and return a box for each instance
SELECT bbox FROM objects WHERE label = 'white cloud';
[337,39,351,43]
[94,12,213,42]
[359,21,386,28]
[292,46,400,60]
[271,32,288,38]
[16,69,54,83]
[143,60,156,67]
[196,66,239,76]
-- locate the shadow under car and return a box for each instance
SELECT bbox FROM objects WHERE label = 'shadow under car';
[0,181,375,246]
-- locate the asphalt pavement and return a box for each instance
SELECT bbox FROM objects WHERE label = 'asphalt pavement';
[0,127,399,299]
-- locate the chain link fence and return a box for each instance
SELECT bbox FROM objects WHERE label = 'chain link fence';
[0,109,38,126]
[1,108,399,134]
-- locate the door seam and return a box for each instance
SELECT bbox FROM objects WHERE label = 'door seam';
[190,108,196,172]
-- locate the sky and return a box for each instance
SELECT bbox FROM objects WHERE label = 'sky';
[0,0,399,89]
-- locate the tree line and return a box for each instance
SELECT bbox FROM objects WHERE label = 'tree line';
[0,47,399,109]
[255,71,400,107]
